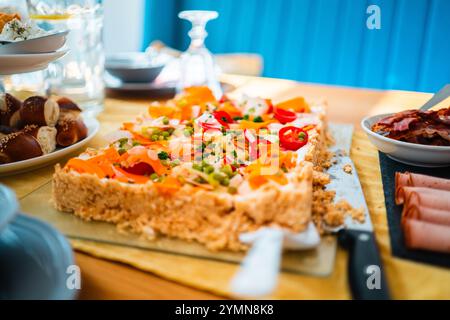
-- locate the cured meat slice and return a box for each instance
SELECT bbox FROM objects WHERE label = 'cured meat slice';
[402,204,450,226]
[395,186,450,207]
[402,219,450,253]
[398,187,450,211]
[395,172,450,204]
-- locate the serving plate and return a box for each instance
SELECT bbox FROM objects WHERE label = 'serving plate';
[0,49,68,75]
[0,31,69,54]
[361,113,450,167]
[0,116,99,176]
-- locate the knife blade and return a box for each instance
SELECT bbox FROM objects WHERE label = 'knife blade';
[326,150,390,300]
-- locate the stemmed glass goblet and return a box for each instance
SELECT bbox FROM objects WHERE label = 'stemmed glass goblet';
[178,10,222,99]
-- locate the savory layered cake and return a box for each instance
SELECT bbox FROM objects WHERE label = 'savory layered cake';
[52,87,331,251]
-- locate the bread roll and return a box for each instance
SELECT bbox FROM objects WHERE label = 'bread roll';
[56,117,88,147]
[0,131,43,164]
[57,97,82,121]
[20,96,60,127]
[57,97,82,113]
[0,93,22,127]
[23,124,57,154]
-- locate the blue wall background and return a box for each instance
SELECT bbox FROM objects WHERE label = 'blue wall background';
[143,0,450,93]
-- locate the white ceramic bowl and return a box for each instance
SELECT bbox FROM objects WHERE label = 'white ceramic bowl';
[0,31,69,54]
[361,113,450,167]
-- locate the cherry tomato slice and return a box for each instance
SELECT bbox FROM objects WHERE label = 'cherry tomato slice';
[213,110,233,128]
[265,99,274,114]
[274,108,297,124]
[279,126,308,151]
[122,162,155,176]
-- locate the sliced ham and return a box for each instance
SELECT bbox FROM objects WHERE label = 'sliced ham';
[402,204,450,226]
[395,172,450,204]
[402,218,450,254]
[397,187,450,211]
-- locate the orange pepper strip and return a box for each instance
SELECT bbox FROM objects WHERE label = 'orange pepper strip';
[267,174,289,186]
[122,122,135,132]
[302,124,316,131]
[248,173,288,189]
[276,97,310,113]
[217,101,242,118]
[131,133,154,145]
[84,147,120,178]
[280,151,298,170]
[239,120,275,130]
[248,175,268,189]
[148,104,178,119]
[183,86,217,105]
[154,176,181,196]
[65,158,106,179]
[113,166,149,184]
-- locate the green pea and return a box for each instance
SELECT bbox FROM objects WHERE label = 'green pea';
[151,135,159,141]
[221,178,230,187]
[162,131,170,138]
[212,172,225,182]
[204,165,214,174]
[220,164,233,177]
[150,173,158,180]
[162,117,169,125]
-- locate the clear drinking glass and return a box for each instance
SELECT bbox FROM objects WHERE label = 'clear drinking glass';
[178,10,222,99]
[28,0,104,116]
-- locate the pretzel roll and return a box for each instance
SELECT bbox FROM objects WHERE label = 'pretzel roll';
[0,131,43,164]
[20,96,60,127]
[57,97,82,113]
[23,124,57,154]
[0,93,22,127]
[56,117,88,147]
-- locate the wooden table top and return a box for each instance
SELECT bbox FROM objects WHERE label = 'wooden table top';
[2,74,441,299]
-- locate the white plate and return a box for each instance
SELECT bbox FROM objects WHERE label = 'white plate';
[0,31,69,54]
[0,49,68,75]
[0,116,99,176]
[361,113,450,167]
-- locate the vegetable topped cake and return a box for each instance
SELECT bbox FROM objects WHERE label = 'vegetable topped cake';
[52,87,332,251]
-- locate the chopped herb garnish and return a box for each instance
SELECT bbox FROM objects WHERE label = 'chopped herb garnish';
[158,151,169,160]
[118,138,128,148]
[298,132,306,141]
[253,116,263,123]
